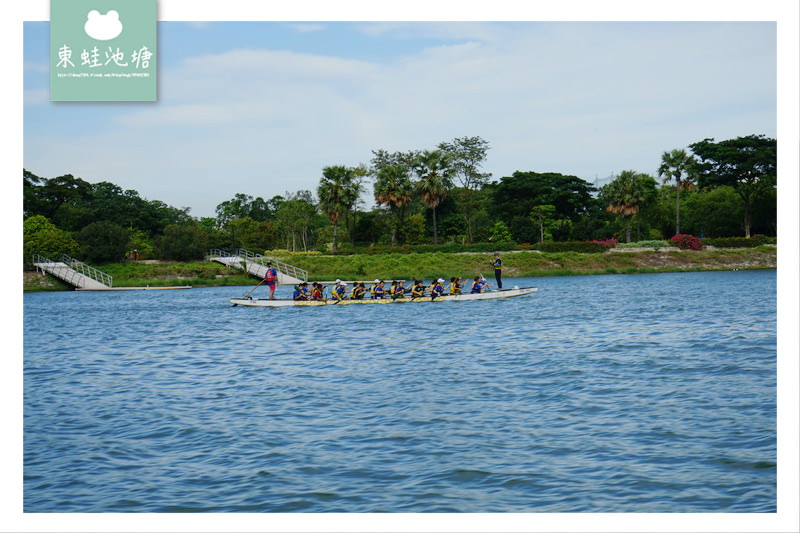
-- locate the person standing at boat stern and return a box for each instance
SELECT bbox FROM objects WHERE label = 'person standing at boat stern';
[490,252,502,289]
[264,262,279,299]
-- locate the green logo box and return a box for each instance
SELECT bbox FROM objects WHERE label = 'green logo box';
[50,0,157,101]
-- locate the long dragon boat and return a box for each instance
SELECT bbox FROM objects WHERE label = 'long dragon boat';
[230,286,537,307]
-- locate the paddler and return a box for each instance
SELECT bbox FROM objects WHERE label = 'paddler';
[311,282,326,301]
[430,278,445,300]
[332,280,348,301]
[448,276,463,295]
[470,275,489,293]
[410,280,426,299]
[351,282,366,300]
[292,282,309,301]
[391,280,406,299]
[373,280,386,299]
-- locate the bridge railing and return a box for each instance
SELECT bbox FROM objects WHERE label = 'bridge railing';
[206,249,308,282]
[235,248,308,282]
[59,254,113,287]
[30,254,112,288]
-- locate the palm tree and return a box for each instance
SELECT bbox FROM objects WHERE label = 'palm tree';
[601,170,653,243]
[373,164,414,246]
[414,149,453,245]
[317,165,360,252]
[658,149,696,235]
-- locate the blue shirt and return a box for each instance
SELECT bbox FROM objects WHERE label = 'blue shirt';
[293,287,308,300]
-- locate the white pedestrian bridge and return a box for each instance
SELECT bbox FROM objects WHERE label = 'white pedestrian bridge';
[31,254,113,290]
[206,248,307,285]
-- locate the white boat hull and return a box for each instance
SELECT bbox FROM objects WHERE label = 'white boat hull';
[230,286,537,307]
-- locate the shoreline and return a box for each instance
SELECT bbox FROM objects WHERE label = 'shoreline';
[23,247,777,292]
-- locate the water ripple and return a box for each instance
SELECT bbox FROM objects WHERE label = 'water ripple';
[23,270,776,512]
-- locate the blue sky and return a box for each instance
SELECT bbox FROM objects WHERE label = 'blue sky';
[23,20,778,219]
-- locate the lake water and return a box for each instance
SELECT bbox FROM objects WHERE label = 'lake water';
[23,270,777,513]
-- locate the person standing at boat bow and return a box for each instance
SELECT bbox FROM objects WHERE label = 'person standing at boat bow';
[264,262,279,300]
[490,252,502,289]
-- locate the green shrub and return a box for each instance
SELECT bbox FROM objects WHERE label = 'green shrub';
[703,236,776,248]
[158,225,208,261]
[533,241,610,253]
[669,234,706,250]
[24,215,81,260]
[76,221,131,263]
[326,242,518,255]
[617,240,671,249]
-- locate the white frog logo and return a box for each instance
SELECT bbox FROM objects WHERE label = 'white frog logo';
[84,10,123,41]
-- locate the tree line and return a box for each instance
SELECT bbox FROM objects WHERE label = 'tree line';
[23,134,776,264]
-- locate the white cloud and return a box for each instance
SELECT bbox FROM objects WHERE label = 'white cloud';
[24,22,777,218]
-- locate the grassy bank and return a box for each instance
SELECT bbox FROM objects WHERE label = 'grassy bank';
[23,246,777,292]
[281,246,777,280]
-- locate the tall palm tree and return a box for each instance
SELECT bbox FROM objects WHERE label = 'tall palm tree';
[658,149,696,235]
[601,170,652,243]
[317,165,359,252]
[373,164,414,246]
[414,149,453,245]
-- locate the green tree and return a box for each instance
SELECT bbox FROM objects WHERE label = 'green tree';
[373,164,414,246]
[689,135,776,238]
[405,213,428,244]
[657,148,697,236]
[223,217,278,251]
[491,171,599,241]
[414,149,454,245]
[680,186,743,237]
[317,165,361,252]
[23,215,80,260]
[23,169,46,219]
[438,136,491,242]
[600,170,656,243]
[275,198,321,251]
[353,210,390,246]
[158,224,208,261]
[35,174,94,229]
[490,220,514,243]
[215,193,255,226]
[128,229,157,260]
[529,204,556,243]
[75,221,131,263]
[24,170,192,235]
[370,148,419,172]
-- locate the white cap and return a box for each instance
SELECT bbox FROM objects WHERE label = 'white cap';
[374,279,380,283]
[335,279,341,283]
[437,278,445,283]
[340,281,347,286]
